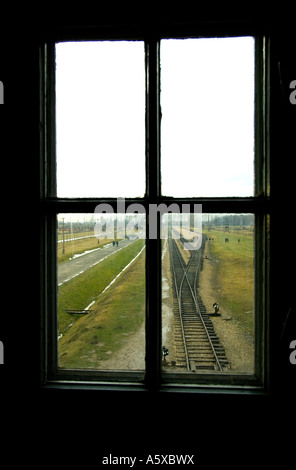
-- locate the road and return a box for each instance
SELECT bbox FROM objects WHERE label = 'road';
[58,238,137,286]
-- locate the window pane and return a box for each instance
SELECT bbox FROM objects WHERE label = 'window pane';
[57,213,145,371]
[161,37,255,197]
[56,41,145,197]
[162,213,254,374]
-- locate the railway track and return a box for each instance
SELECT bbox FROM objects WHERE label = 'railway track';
[169,235,228,372]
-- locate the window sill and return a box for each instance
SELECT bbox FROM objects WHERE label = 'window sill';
[41,376,267,396]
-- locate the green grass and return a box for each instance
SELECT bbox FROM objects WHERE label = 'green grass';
[58,239,145,335]
[57,234,114,263]
[58,241,145,369]
[207,229,254,334]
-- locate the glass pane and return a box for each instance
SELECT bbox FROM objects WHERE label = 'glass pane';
[161,37,255,197]
[56,41,145,197]
[57,213,145,370]
[162,213,254,374]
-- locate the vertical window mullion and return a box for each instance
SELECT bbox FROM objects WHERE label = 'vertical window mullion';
[41,42,59,382]
[145,39,161,199]
[254,36,269,387]
[45,42,57,198]
[145,38,162,389]
[254,212,268,385]
[48,42,59,376]
[47,213,58,378]
[254,36,266,198]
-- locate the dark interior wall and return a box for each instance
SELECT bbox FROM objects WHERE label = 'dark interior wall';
[0,13,294,466]
[270,27,296,397]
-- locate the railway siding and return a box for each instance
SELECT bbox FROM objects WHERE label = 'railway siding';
[169,236,229,372]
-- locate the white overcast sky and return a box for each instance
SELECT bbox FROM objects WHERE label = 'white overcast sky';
[55,37,254,198]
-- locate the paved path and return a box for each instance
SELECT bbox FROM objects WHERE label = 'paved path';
[58,238,136,286]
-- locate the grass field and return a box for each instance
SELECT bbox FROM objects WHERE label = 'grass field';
[57,232,114,263]
[206,229,254,334]
[58,239,145,369]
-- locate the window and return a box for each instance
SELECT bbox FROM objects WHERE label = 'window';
[160,37,255,197]
[40,28,269,391]
[57,212,146,372]
[55,41,145,198]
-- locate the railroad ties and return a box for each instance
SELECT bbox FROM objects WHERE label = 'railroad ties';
[169,237,229,372]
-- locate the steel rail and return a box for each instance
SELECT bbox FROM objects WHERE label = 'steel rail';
[169,237,226,371]
[169,238,190,371]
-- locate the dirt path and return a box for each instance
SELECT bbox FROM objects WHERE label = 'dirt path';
[99,239,176,370]
[99,319,145,370]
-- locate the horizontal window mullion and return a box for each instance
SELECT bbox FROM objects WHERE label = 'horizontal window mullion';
[40,198,149,214]
[152,197,271,214]
[41,196,271,212]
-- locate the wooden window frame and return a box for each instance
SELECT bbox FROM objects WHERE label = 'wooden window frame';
[40,23,270,393]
